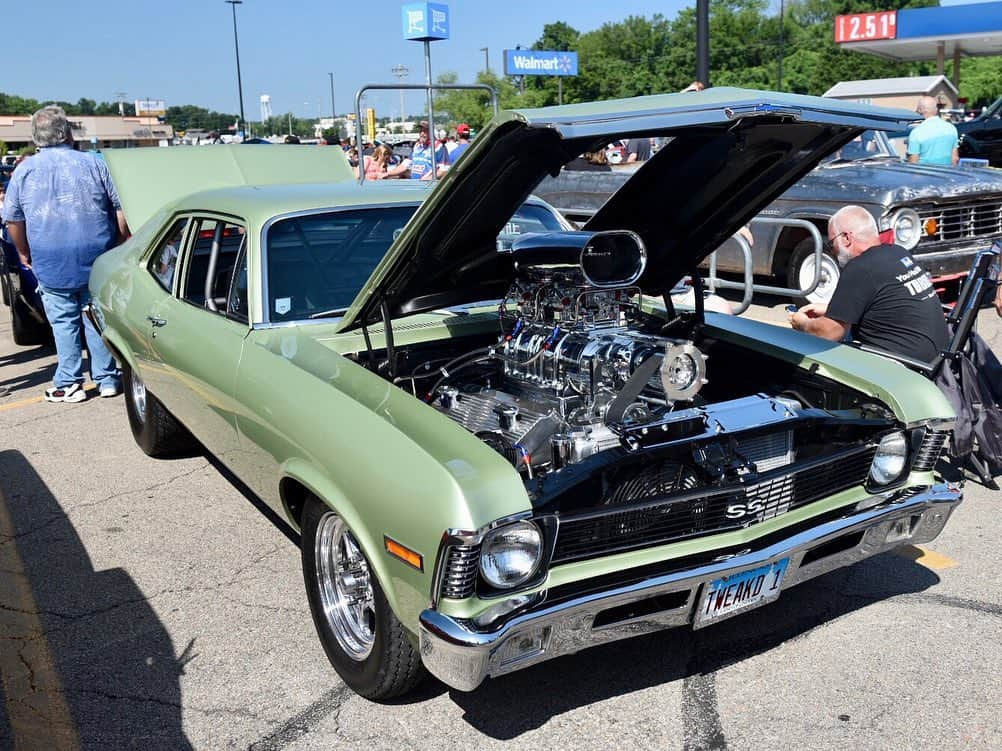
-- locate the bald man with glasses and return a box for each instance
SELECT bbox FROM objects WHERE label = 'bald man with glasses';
[789,205,948,363]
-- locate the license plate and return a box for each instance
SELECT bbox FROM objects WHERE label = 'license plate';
[694,558,790,628]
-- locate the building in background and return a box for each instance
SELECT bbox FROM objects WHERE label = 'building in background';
[0,115,173,151]
[824,75,959,110]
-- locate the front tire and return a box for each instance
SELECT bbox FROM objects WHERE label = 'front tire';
[787,237,841,306]
[122,364,194,457]
[300,497,425,700]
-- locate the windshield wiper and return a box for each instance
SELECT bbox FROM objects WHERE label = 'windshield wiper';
[308,307,348,319]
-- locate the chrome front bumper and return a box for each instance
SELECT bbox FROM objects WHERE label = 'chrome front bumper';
[419,484,961,691]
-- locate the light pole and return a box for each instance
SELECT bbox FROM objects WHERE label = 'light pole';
[329,72,336,122]
[225,0,246,138]
[696,0,710,87]
[777,0,785,91]
[479,47,489,73]
[392,64,409,128]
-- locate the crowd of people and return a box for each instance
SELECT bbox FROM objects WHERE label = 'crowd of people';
[351,120,472,181]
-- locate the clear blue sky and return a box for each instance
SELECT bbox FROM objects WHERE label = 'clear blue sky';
[2,0,991,120]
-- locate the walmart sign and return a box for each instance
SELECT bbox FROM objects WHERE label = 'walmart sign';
[504,50,578,77]
[401,2,449,41]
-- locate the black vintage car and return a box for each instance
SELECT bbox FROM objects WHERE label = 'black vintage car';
[536,129,1002,304]
[957,97,1002,167]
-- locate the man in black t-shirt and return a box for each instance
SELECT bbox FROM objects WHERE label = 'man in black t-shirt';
[790,205,948,363]
[626,137,651,163]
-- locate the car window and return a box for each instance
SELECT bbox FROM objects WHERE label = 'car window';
[181,218,247,314]
[266,205,417,321]
[148,218,189,292]
[227,244,249,324]
[497,203,568,251]
[821,129,896,163]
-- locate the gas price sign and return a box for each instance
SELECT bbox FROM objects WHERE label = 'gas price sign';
[834,11,897,43]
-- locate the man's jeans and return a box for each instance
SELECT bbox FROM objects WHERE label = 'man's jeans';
[36,284,119,389]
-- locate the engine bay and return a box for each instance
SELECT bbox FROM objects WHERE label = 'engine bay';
[357,230,895,506]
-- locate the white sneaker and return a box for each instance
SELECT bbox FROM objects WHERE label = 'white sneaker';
[99,383,122,398]
[44,383,87,403]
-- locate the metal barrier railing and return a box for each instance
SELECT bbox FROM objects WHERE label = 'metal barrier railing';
[707,232,754,315]
[354,83,499,184]
[706,217,826,300]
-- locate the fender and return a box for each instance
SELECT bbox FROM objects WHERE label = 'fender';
[279,456,434,635]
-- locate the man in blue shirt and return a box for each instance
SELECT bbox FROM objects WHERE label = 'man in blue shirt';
[907,96,959,166]
[3,106,129,402]
[408,122,449,180]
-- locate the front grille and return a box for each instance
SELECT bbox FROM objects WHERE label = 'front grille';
[438,543,481,600]
[551,446,877,565]
[917,201,1002,246]
[913,429,950,472]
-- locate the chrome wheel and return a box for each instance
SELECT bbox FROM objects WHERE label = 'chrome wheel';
[130,372,147,422]
[314,513,376,661]
[797,251,841,305]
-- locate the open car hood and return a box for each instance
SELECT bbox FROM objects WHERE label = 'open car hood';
[103,144,354,231]
[339,87,913,331]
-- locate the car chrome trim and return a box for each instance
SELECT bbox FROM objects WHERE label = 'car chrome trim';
[130,371,148,423]
[418,483,961,691]
[315,511,376,661]
[251,318,345,331]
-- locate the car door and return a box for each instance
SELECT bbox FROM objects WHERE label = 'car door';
[147,214,250,461]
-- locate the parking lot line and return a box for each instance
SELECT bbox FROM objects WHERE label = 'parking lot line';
[0,384,96,412]
[0,485,81,750]
[895,544,959,570]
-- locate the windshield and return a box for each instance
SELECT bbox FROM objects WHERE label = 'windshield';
[820,129,897,164]
[264,201,567,322]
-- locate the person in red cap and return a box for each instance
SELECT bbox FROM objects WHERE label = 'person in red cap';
[451,123,472,163]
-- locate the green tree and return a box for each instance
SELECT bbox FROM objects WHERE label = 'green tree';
[959,57,1002,107]
[432,71,542,131]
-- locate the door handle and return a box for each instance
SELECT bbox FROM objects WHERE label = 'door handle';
[147,316,168,327]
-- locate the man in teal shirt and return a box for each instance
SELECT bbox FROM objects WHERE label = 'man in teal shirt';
[907,96,959,166]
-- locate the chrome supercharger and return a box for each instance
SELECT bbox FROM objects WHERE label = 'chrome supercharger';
[431,230,710,473]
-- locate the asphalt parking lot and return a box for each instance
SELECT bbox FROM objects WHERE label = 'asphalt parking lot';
[1,299,1000,751]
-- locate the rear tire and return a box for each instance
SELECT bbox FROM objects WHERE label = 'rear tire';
[300,497,425,700]
[787,238,841,306]
[122,364,194,457]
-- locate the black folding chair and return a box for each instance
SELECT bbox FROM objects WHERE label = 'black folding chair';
[855,242,1002,487]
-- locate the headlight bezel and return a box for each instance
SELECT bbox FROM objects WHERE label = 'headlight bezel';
[891,208,922,250]
[867,430,910,487]
[479,519,545,590]
[432,514,554,606]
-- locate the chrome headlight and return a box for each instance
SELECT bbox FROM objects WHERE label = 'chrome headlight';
[480,520,543,589]
[892,208,922,250]
[869,431,908,485]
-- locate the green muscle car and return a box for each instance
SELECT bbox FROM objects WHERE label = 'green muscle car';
[89,88,962,700]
